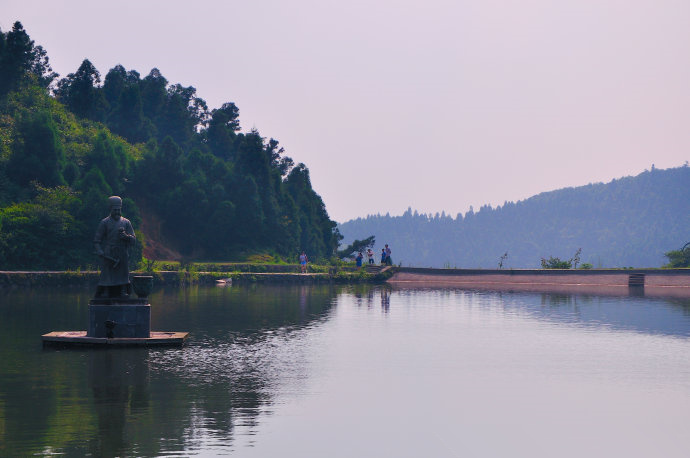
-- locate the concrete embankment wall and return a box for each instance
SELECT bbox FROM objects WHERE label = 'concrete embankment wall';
[0,270,366,288]
[2,268,688,294]
[388,268,690,297]
[0,271,99,287]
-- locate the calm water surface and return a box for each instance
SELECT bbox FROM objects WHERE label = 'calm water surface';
[1,284,690,457]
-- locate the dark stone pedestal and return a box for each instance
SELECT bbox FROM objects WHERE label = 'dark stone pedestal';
[88,298,151,338]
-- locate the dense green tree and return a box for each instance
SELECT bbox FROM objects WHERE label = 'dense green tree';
[540,256,572,269]
[0,186,84,268]
[285,164,338,259]
[27,44,58,89]
[156,83,208,146]
[139,68,167,122]
[103,65,139,106]
[0,22,57,99]
[87,131,132,195]
[75,167,114,226]
[273,191,302,256]
[55,59,107,120]
[206,102,240,159]
[664,244,690,268]
[108,83,151,143]
[231,175,265,246]
[8,110,65,188]
[153,136,184,185]
[204,200,236,257]
[0,22,32,95]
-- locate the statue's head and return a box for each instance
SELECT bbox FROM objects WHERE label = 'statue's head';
[108,196,122,219]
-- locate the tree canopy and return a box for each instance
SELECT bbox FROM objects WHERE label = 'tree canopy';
[337,235,375,259]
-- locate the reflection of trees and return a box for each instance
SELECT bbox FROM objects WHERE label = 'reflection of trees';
[153,284,336,453]
[541,293,573,306]
[151,283,336,334]
[139,284,337,452]
[540,293,594,307]
[661,297,690,316]
[0,284,336,456]
[0,287,95,456]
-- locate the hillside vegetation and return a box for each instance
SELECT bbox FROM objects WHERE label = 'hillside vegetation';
[339,166,690,268]
[0,22,339,269]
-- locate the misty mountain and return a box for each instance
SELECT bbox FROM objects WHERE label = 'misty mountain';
[338,166,690,268]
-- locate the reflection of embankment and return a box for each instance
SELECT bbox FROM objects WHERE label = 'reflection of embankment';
[390,287,690,338]
[388,268,690,298]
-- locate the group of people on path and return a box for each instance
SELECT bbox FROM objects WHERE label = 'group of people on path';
[299,243,392,272]
[355,244,392,267]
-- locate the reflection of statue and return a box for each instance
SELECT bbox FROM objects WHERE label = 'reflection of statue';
[94,196,136,298]
[89,349,150,455]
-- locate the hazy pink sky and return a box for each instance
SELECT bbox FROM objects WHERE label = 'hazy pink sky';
[4,0,689,222]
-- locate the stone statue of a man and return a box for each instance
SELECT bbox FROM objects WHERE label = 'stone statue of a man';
[94,196,136,298]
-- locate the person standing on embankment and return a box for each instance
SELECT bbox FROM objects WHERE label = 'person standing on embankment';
[299,251,308,273]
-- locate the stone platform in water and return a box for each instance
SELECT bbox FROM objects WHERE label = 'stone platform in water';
[43,289,189,347]
[42,330,188,346]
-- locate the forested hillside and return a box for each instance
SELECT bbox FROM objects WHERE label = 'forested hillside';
[339,166,690,268]
[0,22,339,269]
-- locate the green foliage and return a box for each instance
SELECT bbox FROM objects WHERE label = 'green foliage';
[0,185,85,268]
[8,110,65,188]
[540,247,581,269]
[664,246,690,268]
[54,59,107,121]
[540,257,572,269]
[0,21,57,96]
[0,24,340,269]
[579,263,593,270]
[138,257,159,272]
[337,235,375,259]
[245,253,277,263]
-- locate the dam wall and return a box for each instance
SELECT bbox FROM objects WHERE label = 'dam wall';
[388,268,690,297]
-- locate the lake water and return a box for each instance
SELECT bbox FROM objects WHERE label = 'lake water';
[1,284,690,457]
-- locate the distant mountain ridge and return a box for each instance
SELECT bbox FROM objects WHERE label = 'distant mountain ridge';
[338,166,690,268]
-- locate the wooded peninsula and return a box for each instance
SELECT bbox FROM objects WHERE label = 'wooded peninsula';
[0,22,340,270]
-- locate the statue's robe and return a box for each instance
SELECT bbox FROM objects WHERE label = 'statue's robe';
[94,216,135,286]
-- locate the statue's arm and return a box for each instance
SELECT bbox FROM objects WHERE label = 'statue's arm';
[94,220,106,256]
[121,220,136,243]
